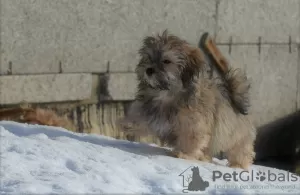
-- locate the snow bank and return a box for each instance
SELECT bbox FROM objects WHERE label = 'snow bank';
[1,121,300,194]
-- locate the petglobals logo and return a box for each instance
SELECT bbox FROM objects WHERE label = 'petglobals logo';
[212,170,299,182]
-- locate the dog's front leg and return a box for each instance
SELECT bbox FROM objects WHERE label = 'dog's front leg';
[171,116,213,163]
[172,136,212,163]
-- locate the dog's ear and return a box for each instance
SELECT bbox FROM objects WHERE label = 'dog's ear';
[187,47,205,68]
[181,46,205,86]
[161,29,169,41]
[142,36,156,48]
[156,29,171,45]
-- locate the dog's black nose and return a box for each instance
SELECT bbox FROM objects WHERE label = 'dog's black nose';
[146,68,155,76]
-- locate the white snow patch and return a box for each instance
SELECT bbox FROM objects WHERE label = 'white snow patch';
[0,121,299,194]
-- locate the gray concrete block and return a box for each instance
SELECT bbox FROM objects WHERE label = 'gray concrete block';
[237,45,298,126]
[298,46,300,110]
[217,0,300,43]
[0,73,92,104]
[1,0,66,74]
[61,0,216,73]
[216,45,247,70]
[1,0,216,74]
[108,73,137,100]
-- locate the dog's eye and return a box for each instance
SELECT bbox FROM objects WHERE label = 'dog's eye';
[163,59,171,64]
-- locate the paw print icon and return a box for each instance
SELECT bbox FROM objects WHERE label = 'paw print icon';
[256,171,266,181]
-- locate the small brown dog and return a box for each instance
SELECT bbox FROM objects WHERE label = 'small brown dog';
[118,30,256,170]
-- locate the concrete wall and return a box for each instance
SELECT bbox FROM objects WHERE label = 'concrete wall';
[0,0,300,129]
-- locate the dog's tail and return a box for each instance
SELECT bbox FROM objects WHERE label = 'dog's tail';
[198,32,251,115]
[224,68,251,115]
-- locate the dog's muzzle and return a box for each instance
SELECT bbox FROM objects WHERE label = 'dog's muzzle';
[156,76,170,90]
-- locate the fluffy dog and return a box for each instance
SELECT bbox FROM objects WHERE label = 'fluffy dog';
[118,30,256,170]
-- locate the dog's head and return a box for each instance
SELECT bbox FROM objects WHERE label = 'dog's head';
[136,30,205,91]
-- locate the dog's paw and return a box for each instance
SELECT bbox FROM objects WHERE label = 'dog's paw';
[199,155,212,163]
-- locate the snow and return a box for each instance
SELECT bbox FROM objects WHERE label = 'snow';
[1,121,300,195]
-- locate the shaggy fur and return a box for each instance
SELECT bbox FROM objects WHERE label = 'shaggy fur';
[118,30,256,170]
[223,68,251,115]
